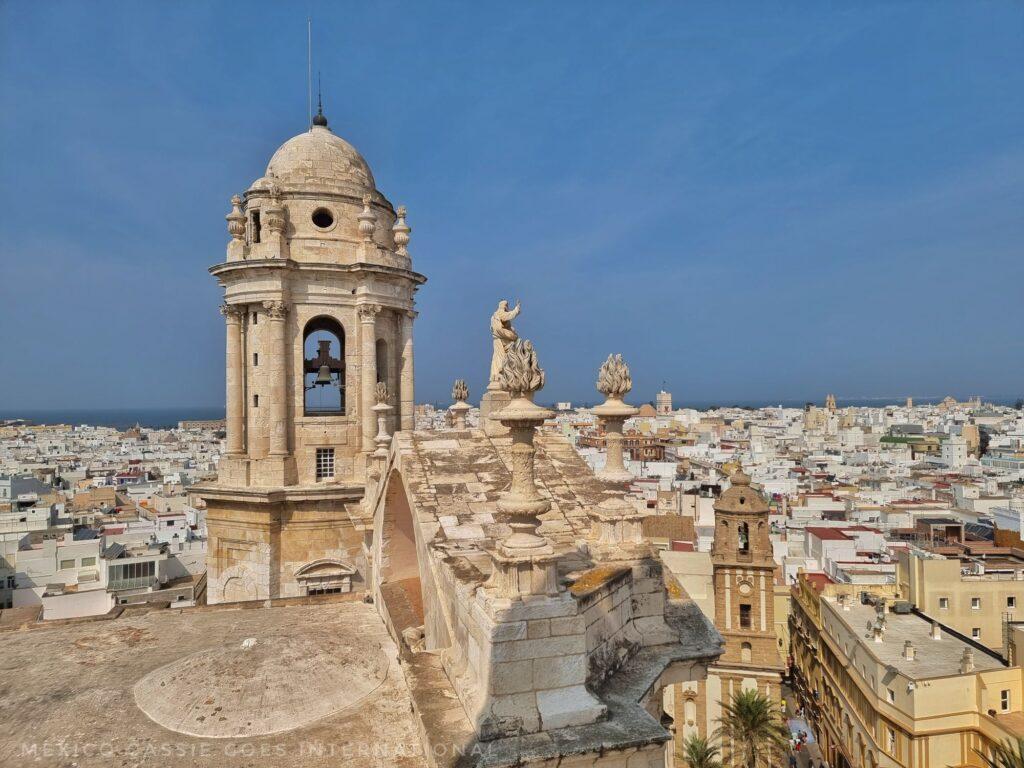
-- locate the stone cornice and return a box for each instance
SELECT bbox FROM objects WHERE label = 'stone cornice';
[192,480,365,505]
[209,259,427,287]
[242,188,396,214]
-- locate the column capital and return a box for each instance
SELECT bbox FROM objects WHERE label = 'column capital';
[219,303,245,321]
[262,300,288,319]
[358,303,382,323]
[402,309,419,321]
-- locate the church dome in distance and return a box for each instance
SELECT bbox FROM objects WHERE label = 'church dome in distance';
[263,112,376,196]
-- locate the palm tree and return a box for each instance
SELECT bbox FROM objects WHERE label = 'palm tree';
[974,738,1024,768]
[681,733,722,768]
[714,688,790,768]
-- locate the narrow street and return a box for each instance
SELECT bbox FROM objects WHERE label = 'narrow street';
[783,684,825,768]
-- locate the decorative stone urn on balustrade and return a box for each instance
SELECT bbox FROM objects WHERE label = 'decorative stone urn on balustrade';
[449,379,470,430]
[487,339,560,598]
[592,354,639,483]
[372,381,392,460]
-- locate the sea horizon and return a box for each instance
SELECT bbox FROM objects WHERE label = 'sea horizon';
[0,407,226,430]
[4,395,1017,431]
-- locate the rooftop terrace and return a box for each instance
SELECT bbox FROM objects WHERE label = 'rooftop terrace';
[826,598,1004,680]
[0,599,429,768]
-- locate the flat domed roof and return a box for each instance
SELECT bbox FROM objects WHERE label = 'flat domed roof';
[262,121,376,196]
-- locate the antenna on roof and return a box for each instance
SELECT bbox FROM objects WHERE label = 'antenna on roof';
[307,17,313,129]
[312,71,327,127]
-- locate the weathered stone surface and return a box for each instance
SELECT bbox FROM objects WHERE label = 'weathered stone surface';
[536,685,607,731]
[0,600,429,767]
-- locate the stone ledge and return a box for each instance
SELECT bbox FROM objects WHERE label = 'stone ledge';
[210,258,427,286]
[194,480,365,504]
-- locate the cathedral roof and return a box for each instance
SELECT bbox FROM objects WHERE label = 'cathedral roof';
[261,117,376,196]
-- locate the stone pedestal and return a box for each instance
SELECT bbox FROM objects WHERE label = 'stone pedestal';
[485,547,560,599]
[588,496,649,558]
[447,587,608,740]
[449,400,470,430]
[480,387,511,437]
[593,398,638,483]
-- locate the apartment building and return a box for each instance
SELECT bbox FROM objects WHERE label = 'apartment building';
[791,574,1024,768]
[897,548,1024,653]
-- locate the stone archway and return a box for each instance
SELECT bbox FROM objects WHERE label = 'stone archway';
[380,471,420,586]
[373,469,429,648]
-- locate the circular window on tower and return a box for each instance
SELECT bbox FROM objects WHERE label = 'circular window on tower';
[311,207,335,230]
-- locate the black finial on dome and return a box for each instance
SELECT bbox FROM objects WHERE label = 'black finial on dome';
[312,72,328,127]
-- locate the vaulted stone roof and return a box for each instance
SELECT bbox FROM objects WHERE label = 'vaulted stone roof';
[390,427,627,574]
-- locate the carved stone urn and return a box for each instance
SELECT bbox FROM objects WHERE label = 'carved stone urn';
[492,339,555,556]
[372,381,392,459]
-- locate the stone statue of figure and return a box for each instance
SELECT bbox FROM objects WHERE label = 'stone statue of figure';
[489,299,521,387]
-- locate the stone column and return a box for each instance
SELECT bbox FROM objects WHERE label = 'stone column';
[359,303,382,452]
[264,300,289,456]
[221,304,246,456]
[400,310,416,431]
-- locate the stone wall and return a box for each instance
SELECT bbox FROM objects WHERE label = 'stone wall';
[576,560,671,686]
[205,494,364,604]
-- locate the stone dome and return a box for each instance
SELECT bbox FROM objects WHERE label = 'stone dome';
[714,471,769,514]
[263,120,376,196]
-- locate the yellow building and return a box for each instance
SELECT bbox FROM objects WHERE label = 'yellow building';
[897,548,1024,654]
[791,573,1024,768]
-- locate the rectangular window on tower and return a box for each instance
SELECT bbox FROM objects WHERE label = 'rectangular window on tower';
[253,394,259,408]
[739,603,752,629]
[251,210,261,243]
[316,448,335,481]
[253,352,258,367]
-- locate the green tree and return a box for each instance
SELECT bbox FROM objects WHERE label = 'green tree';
[714,689,790,768]
[681,733,722,768]
[973,737,1024,768]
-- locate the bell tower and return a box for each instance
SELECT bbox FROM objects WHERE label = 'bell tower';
[199,108,426,604]
[710,471,784,696]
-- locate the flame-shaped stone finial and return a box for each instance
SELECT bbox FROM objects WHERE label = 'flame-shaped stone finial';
[499,340,545,399]
[596,354,632,400]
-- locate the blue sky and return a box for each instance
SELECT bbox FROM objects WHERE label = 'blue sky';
[1,1,1022,409]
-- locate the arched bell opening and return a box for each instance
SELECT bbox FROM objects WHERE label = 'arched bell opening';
[303,316,346,416]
